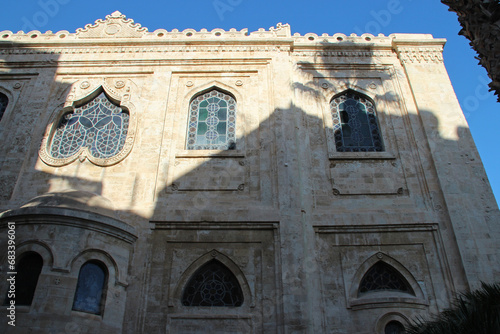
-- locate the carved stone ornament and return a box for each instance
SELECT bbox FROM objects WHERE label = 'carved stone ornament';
[397,47,444,64]
[80,81,90,89]
[38,80,137,167]
[115,80,125,89]
[76,11,148,39]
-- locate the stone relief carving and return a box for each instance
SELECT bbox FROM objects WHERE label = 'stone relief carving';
[76,11,148,39]
[397,48,444,64]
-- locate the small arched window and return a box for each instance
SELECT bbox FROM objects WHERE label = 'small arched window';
[0,92,8,122]
[385,320,405,334]
[50,92,129,159]
[186,89,236,150]
[330,90,383,152]
[4,252,43,306]
[358,261,414,296]
[182,259,243,307]
[72,261,108,315]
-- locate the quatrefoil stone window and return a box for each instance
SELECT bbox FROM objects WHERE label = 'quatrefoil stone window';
[50,92,129,159]
[40,90,135,166]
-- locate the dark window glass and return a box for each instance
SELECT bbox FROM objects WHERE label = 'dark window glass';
[72,261,107,315]
[4,252,43,306]
[358,261,414,295]
[186,89,236,150]
[182,260,243,307]
[0,92,8,121]
[330,91,384,152]
[385,320,405,334]
[50,92,129,159]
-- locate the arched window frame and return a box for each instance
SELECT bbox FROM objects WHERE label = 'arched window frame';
[375,313,410,334]
[384,320,406,334]
[0,85,21,129]
[319,84,397,161]
[330,89,384,152]
[3,251,43,307]
[173,250,252,309]
[358,261,415,296]
[174,81,246,158]
[39,82,137,167]
[185,88,237,151]
[348,253,427,309]
[0,91,8,123]
[181,259,244,307]
[72,260,108,315]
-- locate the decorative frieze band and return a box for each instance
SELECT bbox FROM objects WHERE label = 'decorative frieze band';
[0,45,292,55]
[397,48,444,64]
[292,50,394,58]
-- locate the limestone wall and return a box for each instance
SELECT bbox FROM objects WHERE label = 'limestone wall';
[0,11,498,334]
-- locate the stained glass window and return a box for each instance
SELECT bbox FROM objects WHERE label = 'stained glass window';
[0,92,8,122]
[72,261,107,315]
[330,91,384,152]
[385,321,405,334]
[50,92,129,159]
[358,262,414,295]
[3,252,43,306]
[186,89,236,150]
[182,260,243,307]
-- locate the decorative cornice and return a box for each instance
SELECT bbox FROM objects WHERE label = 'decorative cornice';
[76,10,147,38]
[0,206,137,244]
[0,11,407,45]
[391,34,446,65]
[0,45,292,55]
[292,50,395,58]
[0,12,445,62]
[396,48,444,64]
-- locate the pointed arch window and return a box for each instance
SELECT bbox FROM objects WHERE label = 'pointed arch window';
[186,89,236,150]
[182,259,243,307]
[50,92,129,159]
[330,90,384,152]
[72,261,108,315]
[4,252,43,306]
[0,92,8,122]
[358,261,414,296]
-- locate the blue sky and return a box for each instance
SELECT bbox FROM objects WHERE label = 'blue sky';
[2,0,499,206]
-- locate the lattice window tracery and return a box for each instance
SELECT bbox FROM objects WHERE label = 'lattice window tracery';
[186,89,236,150]
[50,92,129,159]
[330,90,384,152]
[358,261,414,295]
[182,260,243,307]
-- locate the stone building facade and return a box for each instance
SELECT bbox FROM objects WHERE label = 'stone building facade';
[0,11,499,334]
